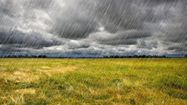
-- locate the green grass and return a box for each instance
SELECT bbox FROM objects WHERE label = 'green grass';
[0,58,187,105]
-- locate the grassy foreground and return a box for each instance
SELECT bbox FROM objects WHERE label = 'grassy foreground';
[0,58,187,105]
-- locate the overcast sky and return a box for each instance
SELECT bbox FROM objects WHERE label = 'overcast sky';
[0,0,186,57]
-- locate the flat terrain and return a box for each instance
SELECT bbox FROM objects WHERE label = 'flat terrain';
[0,58,187,105]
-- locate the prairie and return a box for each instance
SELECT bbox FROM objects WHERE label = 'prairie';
[0,58,187,105]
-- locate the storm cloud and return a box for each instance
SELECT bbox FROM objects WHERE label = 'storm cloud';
[0,0,186,57]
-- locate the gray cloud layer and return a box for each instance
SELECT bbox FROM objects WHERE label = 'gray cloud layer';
[0,0,186,56]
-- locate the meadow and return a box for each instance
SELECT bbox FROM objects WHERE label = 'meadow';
[0,58,186,105]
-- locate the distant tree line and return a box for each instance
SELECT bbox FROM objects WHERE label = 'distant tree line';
[1,54,187,58]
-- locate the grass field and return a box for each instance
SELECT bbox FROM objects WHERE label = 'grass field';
[0,58,187,105]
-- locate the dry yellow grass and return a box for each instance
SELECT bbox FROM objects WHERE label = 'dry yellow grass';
[0,58,186,105]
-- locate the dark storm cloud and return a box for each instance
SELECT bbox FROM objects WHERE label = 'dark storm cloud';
[52,19,97,39]
[167,43,187,52]
[88,30,151,45]
[26,0,53,9]
[95,0,143,32]
[48,0,99,39]
[0,44,20,51]
[0,27,63,49]
[0,0,186,56]
[137,40,158,50]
